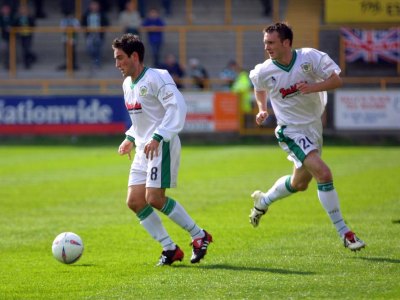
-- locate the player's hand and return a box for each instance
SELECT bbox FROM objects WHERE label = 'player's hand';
[118,139,133,160]
[144,139,160,160]
[255,111,269,126]
[296,81,313,94]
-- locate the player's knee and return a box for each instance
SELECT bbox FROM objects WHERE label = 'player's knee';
[126,197,136,211]
[292,181,309,192]
[146,194,165,210]
[317,167,333,183]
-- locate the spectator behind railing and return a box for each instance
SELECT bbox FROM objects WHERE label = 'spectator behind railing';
[219,59,239,90]
[118,0,142,35]
[0,3,13,70]
[13,4,37,70]
[159,53,185,89]
[57,13,81,71]
[188,58,209,90]
[142,8,165,67]
[81,0,109,70]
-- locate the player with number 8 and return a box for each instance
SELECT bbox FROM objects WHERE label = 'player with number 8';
[113,34,212,265]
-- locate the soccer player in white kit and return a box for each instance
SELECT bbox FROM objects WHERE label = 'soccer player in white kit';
[248,22,365,251]
[112,34,212,265]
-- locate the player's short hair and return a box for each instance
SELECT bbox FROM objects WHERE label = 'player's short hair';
[112,33,145,62]
[264,22,293,46]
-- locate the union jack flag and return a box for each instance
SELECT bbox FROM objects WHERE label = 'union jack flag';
[341,27,400,63]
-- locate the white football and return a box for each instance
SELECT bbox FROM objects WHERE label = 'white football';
[52,232,84,264]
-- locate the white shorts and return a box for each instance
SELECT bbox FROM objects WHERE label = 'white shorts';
[275,120,323,169]
[128,136,181,188]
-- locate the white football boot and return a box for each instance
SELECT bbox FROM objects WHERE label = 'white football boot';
[343,231,366,251]
[249,191,268,227]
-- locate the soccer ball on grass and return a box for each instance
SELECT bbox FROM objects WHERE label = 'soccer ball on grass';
[52,232,84,264]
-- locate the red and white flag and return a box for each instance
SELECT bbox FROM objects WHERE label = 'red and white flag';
[341,27,400,63]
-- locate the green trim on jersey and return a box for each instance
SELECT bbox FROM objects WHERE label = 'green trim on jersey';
[161,141,171,188]
[130,66,148,89]
[318,182,335,191]
[161,197,176,215]
[136,204,154,221]
[272,50,297,72]
[276,126,306,162]
[285,175,297,193]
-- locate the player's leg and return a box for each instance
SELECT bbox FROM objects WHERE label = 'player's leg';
[249,125,314,227]
[127,150,181,265]
[146,138,212,263]
[249,174,297,227]
[303,151,365,251]
[127,184,181,262]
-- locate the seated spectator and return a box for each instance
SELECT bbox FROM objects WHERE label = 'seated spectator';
[188,58,209,90]
[13,4,36,69]
[142,8,165,67]
[57,13,80,71]
[219,59,239,90]
[0,3,13,70]
[159,53,185,89]
[118,0,141,35]
[81,0,109,69]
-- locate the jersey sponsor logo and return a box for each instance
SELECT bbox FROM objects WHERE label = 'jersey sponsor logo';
[125,101,142,113]
[301,62,312,73]
[279,84,300,99]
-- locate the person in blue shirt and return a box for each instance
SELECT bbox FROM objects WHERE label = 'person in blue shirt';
[142,8,165,67]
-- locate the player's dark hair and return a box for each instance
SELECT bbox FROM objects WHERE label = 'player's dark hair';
[112,33,145,62]
[264,22,293,46]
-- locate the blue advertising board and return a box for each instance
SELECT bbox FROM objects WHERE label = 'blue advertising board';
[0,95,130,135]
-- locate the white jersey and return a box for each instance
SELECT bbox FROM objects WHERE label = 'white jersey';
[250,48,341,126]
[123,67,187,147]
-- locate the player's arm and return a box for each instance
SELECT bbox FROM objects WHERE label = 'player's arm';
[254,89,269,126]
[145,84,186,160]
[297,72,343,94]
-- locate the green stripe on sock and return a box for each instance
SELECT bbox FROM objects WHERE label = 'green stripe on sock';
[161,141,171,188]
[285,176,297,193]
[161,197,176,216]
[318,182,334,191]
[136,205,154,221]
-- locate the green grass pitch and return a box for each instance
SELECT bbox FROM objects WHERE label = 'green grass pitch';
[0,143,399,299]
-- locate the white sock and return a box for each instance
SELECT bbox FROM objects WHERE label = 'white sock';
[161,197,204,240]
[317,182,349,237]
[260,175,296,208]
[137,205,175,250]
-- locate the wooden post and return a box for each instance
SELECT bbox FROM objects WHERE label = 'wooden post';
[339,35,346,76]
[75,0,82,20]
[186,0,193,25]
[225,0,232,25]
[272,0,280,23]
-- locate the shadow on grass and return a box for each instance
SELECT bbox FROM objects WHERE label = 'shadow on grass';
[174,263,315,275]
[356,257,400,264]
[71,263,96,267]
